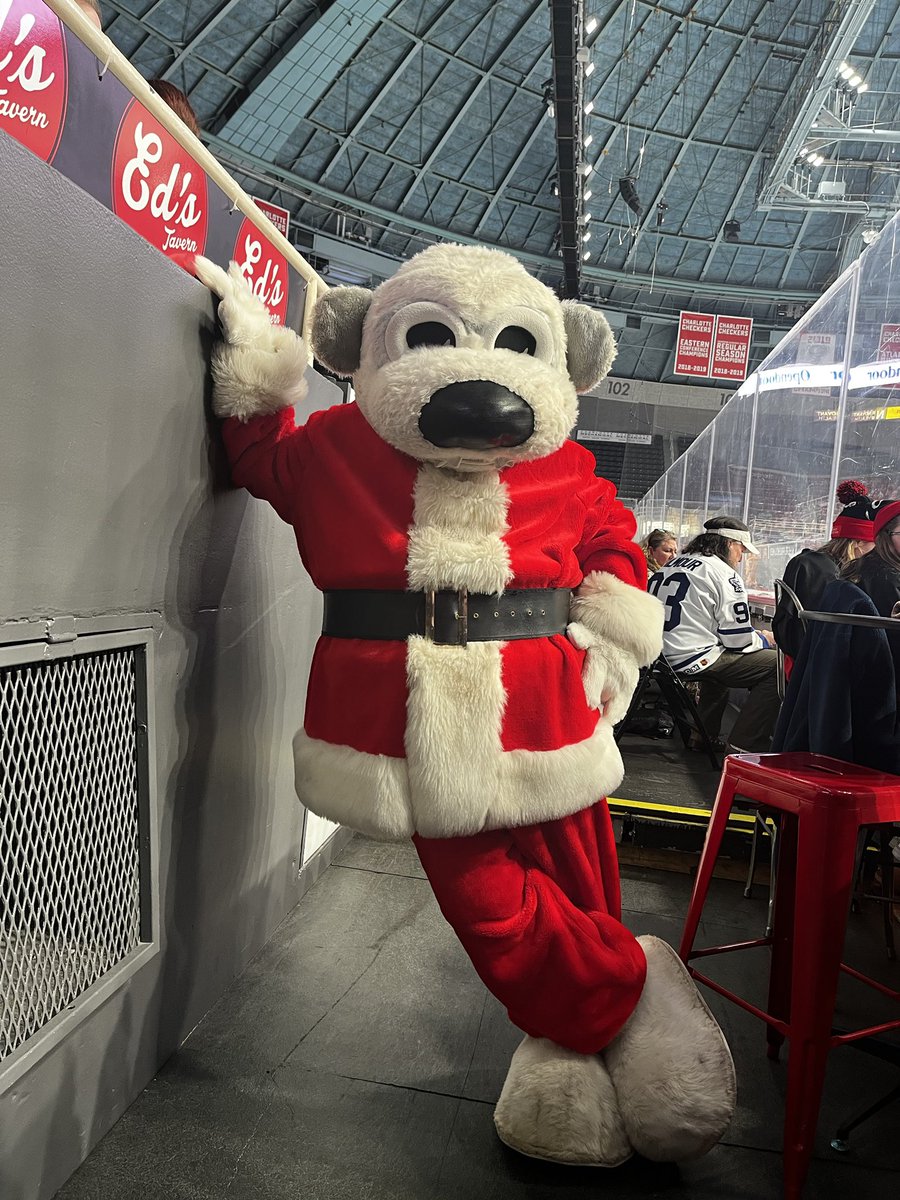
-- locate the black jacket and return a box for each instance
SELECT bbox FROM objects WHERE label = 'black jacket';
[773,580,900,774]
[853,551,900,617]
[772,549,838,659]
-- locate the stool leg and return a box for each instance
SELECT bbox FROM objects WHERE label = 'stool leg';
[765,816,779,940]
[781,812,859,1200]
[744,813,761,899]
[679,771,737,962]
[766,815,796,1062]
[878,829,896,961]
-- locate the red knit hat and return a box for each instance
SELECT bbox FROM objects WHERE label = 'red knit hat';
[873,498,900,537]
[831,480,876,539]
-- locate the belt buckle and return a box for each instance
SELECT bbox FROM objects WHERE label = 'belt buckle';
[424,588,469,645]
[456,587,468,647]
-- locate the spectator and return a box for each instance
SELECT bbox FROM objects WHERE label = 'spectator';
[641,528,678,578]
[773,479,877,661]
[842,498,900,615]
[649,516,779,753]
[147,79,201,138]
[73,0,102,30]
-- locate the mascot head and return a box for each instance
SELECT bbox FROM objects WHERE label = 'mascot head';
[311,244,616,472]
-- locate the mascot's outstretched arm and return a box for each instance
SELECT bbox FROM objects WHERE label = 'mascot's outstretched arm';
[195,255,310,525]
[195,257,308,420]
[197,244,736,1173]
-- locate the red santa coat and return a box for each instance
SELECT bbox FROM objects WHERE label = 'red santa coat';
[222,400,648,842]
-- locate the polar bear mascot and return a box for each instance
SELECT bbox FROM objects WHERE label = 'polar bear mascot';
[195,243,735,1168]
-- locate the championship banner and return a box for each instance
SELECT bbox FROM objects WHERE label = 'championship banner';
[710,316,753,381]
[0,0,305,330]
[675,311,753,382]
[674,311,716,377]
[253,198,291,241]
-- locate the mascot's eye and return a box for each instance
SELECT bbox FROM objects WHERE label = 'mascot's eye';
[406,322,456,349]
[494,326,537,355]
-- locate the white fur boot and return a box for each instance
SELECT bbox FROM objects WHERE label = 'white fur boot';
[603,935,736,1161]
[494,1036,633,1167]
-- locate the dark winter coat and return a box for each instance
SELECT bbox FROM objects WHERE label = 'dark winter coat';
[772,548,838,659]
[773,580,900,774]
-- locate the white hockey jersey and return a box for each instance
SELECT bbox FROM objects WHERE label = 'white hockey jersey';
[649,552,767,674]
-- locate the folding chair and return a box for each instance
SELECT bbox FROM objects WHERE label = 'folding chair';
[615,655,722,771]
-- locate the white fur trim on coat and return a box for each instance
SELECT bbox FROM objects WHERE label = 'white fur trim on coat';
[570,571,664,667]
[196,255,309,421]
[494,1036,633,1167]
[603,936,736,1162]
[406,465,513,594]
[292,718,625,840]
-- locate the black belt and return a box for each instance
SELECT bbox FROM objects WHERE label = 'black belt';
[322,588,572,646]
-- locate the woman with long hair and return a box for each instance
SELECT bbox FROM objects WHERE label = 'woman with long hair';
[649,516,779,753]
[841,498,900,615]
[773,480,877,660]
[641,528,678,577]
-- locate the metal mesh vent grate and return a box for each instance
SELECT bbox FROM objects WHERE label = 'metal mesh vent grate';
[0,649,144,1063]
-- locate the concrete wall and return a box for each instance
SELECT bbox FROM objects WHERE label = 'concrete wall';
[0,134,342,1199]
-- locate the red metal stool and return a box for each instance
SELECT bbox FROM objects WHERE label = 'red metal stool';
[679,752,900,1199]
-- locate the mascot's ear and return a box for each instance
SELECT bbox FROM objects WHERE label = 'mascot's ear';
[561,301,617,394]
[311,286,373,376]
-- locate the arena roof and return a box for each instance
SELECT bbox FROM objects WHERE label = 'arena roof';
[103,0,900,380]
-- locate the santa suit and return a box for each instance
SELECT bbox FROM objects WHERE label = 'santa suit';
[223,398,655,1052]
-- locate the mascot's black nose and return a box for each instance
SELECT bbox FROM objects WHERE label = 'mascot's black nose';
[418,381,535,449]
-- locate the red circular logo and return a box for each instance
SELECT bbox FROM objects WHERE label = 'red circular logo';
[112,99,209,269]
[0,0,68,163]
[232,218,289,325]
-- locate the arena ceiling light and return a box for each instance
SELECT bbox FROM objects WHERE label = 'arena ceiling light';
[838,61,868,92]
[586,16,598,34]
[796,147,825,167]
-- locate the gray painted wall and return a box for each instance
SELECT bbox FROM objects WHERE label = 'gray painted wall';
[0,134,342,1199]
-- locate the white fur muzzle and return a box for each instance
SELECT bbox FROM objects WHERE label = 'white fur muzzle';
[354,346,577,471]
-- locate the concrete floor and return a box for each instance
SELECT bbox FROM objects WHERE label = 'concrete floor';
[56,803,899,1200]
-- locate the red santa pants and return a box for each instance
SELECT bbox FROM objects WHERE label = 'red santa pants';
[413,800,647,1055]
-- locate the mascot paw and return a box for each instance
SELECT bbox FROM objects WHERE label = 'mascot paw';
[195,256,275,347]
[566,621,639,724]
[195,255,308,421]
[603,936,736,1162]
[494,1036,633,1168]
